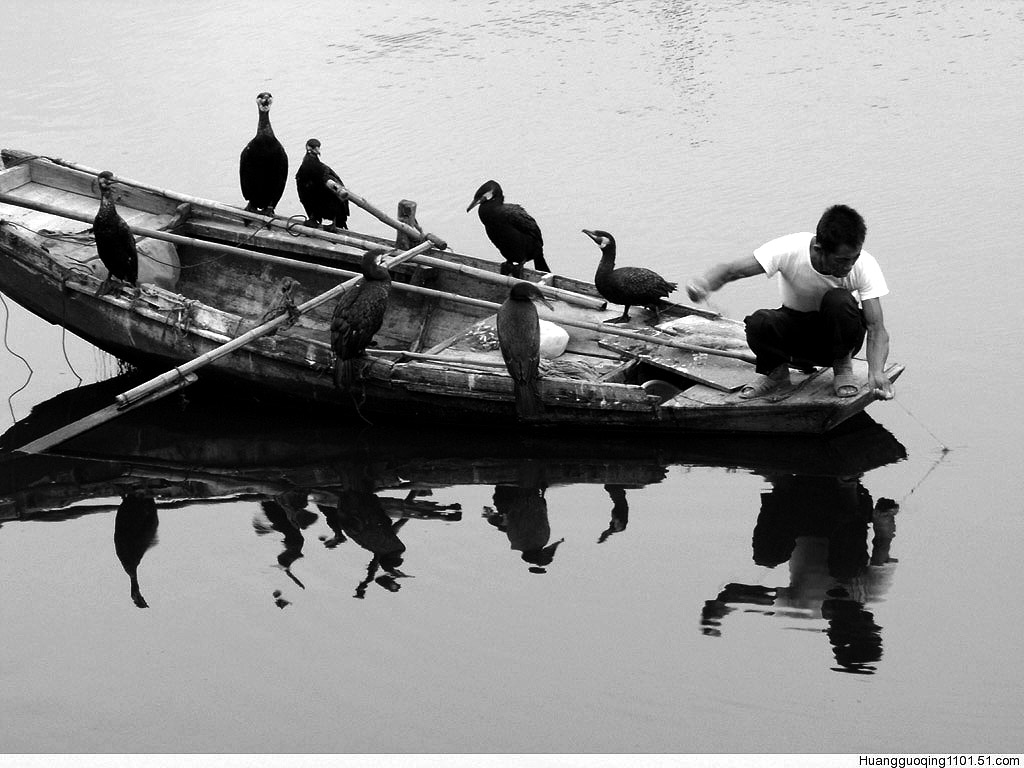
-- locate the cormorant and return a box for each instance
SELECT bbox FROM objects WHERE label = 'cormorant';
[295,138,349,231]
[113,490,159,609]
[239,91,288,215]
[331,248,392,387]
[93,171,138,296]
[496,281,554,419]
[583,229,677,323]
[466,180,549,278]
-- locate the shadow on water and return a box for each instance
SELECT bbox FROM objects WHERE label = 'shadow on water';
[700,473,901,675]
[1,374,907,634]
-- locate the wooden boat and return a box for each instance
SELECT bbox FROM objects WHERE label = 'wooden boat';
[0,149,905,435]
[0,374,908,523]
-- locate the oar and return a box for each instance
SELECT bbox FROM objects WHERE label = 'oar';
[325,182,607,310]
[327,180,446,249]
[2,154,605,310]
[9,151,414,253]
[0,190,751,364]
[0,192,600,321]
[11,241,435,454]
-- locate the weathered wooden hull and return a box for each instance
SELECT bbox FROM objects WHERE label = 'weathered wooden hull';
[0,150,904,434]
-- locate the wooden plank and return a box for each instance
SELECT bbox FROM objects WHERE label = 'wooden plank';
[0,165,30,194]
[1,182,174,234]
[598,334,753,392]
[26,158,182,215]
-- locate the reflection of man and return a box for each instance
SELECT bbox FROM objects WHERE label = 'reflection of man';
[701,475,899,675]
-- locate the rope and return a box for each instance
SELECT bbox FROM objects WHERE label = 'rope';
[893,396,950,454]
[58,281,83,387]
[0,292,33,423]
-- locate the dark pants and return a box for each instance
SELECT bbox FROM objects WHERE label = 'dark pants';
[744,288,866,375]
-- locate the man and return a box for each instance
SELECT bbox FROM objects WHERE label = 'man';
[686,204,894,400]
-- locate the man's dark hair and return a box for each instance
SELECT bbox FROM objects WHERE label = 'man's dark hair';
[816,204,866,253]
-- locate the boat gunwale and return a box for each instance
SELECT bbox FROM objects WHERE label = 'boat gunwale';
[0,149,903,434]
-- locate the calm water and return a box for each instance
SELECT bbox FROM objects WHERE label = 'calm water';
[2,0,1023,755]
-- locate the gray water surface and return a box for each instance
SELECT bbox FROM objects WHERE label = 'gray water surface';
[1,1,1022,755]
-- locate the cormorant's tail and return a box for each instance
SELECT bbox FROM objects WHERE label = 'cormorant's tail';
[335,358,357,388]
[513,381,543,419]
[532,252,551,273]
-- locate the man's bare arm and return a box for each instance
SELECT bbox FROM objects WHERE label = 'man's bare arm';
[686,255,766,301]
[862,297,893,400]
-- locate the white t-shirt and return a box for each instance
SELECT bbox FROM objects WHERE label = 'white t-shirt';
[752,232,889,312]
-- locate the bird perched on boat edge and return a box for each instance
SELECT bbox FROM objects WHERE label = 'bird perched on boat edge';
[93,171,139,297]
[239,91,288,215]
[331,248,392,388]
[467,180,550,278]
[295,138,350,231]
[496,281,555,420]
[582,229,677,323]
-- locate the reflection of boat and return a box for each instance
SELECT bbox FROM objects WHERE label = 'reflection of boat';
[0,374,907,524]
[0,150,903,433]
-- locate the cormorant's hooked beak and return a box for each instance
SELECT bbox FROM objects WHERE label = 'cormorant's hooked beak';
[533,286,555,311]
[582,229,601,245]
[466,189,493,212]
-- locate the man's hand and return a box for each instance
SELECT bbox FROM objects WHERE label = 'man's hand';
[869,370,894,400]
[686,276,712,302]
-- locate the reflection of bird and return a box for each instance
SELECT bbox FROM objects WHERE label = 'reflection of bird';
[467,180,549,277]
[597,484,630,543]
[239,91,288,215]
[256,494,318,588]
[113,491,159,609]
[93,171,138,295]
[491,484,563,572]
[583,229,677,323]
[331,248,392,387]
[496,282,554,419]
[295,138,349,231]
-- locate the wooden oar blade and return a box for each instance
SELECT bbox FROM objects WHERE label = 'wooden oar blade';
[11,373,198,456]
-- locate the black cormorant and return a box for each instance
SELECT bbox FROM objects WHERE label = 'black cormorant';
[93,171,138,296]
[331,248,392,387]
[467,180,549,277]
[583,229,677,323]
[113,491,159,609]
[239,91,288,215]
[496,281,554,419]
[295,138,349,231]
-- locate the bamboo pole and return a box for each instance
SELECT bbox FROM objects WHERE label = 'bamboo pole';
[8,242,434,455]
[114,241,434,406]
[328,180,446,249]
[368,349,506,367]
[0,192,753,363]
[6,153,607,310]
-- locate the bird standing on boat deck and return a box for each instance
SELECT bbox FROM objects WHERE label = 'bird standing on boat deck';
[496,281,555,419]
[331,248,392,387]
[583,229,677,323]
[467,180,550,278]
[93,171,138,296]
[239,91,288,215]
[295,138,350,231]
